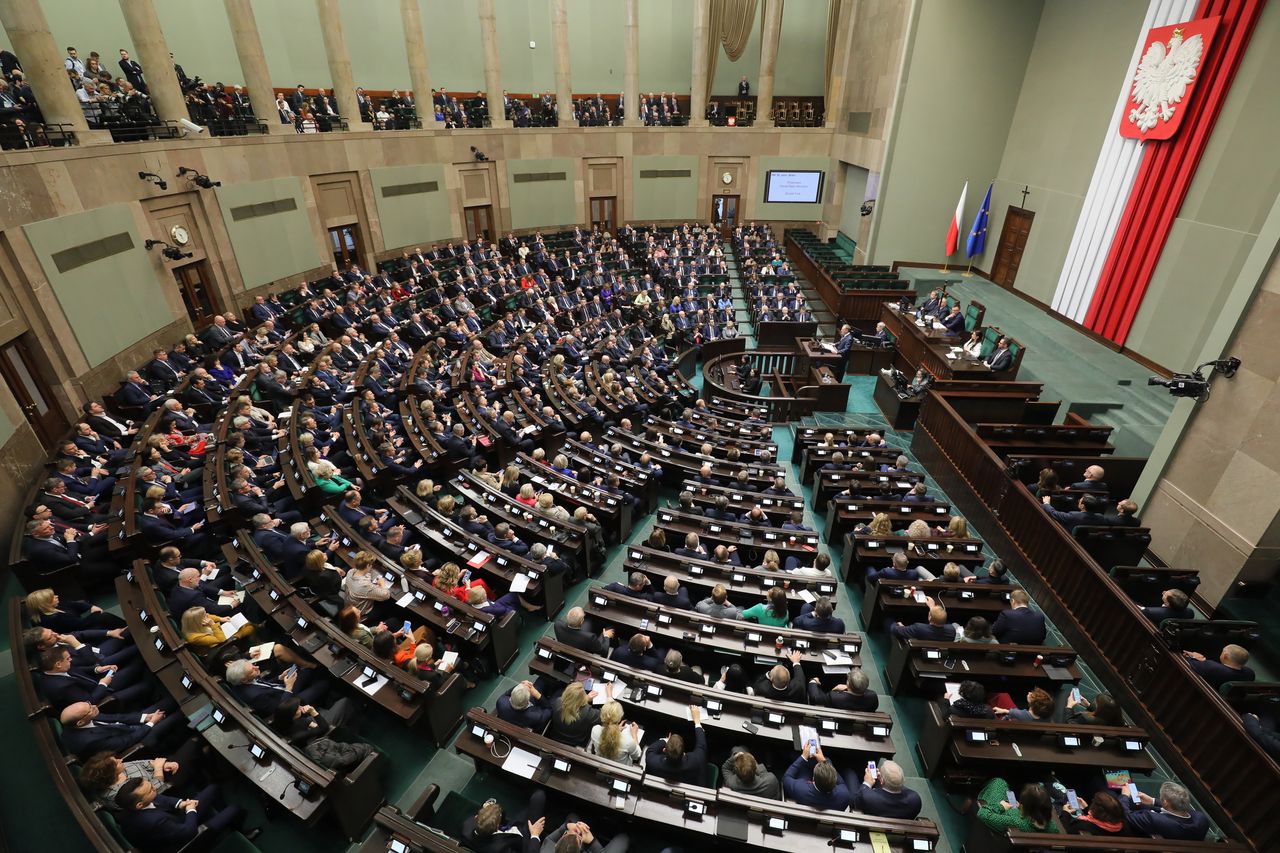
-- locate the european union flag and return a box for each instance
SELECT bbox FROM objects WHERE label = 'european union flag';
[966,183,993,258]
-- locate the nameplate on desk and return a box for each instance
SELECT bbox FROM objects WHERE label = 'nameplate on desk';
[766,817,788,833]
[935,507,947,514]
[923,648,943,661]
[657,614,673,625]
[708,525,723,534]
[631,551,643,560]
[552,758,572,773]
[960,591,975,600]
[870,724,889,738]
[536,648,553,660]
[821,719,837,732]
[731,493,744,501]
[966,544,980,552]
[1122,739,1144,752]
[1059,734,1083,749]
[611,778,630,794]
[747,633,763,643]
[899,506,911,514]
[731,573,746,584]
[865,541,880,549]
[689,565,705,576]
[964,729,990,743]
[700,625,715,636]
[766,712,785,725]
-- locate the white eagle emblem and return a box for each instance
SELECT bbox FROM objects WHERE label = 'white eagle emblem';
[1128,27,1204,133]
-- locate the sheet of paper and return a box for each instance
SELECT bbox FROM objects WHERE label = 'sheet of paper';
[396,592,415,608]
[509,573,531,594]
[798,589,817,603]
[202,566,222,580]
[247,641,275,662]
[870,832,891,853]
[439,650,459,670]
[220,613,249,639]
[467,551,491,568]
[179,502,197,515]
[798,724,820,751]
[822,649,853,667]
[500,746,542,779]
[599,679,628,705]
[944,681,961,701]
[355,672,388,695]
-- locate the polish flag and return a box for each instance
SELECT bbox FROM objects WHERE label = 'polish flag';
[945,181,968,257]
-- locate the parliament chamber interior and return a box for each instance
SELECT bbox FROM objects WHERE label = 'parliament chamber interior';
[0,0,1278,851]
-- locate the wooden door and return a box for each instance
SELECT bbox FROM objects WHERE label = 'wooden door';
[0,336,69,451]
[589,197,616,233]
[712,194,740,236]
[991,206,1034,287]
[328,225,364,271]
[464,205,494,242]
[172,262,220,329]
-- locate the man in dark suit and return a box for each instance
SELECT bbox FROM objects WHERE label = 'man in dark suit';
[460,790,546,853]
[610,633,663,671]
[493,410,535,453]
[139,500,212,555]
[1105,498,1142,527]
[168,567,242,618]
[495,681,552,730]
[738,76,750,96]
[224,659,340,719]
[941,304,966,335]
[991,589,1047,644]
[889,603,958,642]
[644,708,707,784]
[115,777,247,852]
[603,571,651,600]
[753,652,804,701]
[118,49,146,93]
[152,546,229,595]
[849,760,923,819]
[1041,493,1108,532]
[1141,588,1195,624]
[1119,781,1209,840]
[553,607,613,655]
[807,668,879,711]
[58,700,186,757]
[1183,644,1255,690]
[1067,464,1109,493]
[794,597,845,633]
[648,576,691,610]
[117,371,161,412]
[783,743,852,809]
[81,400,135,439]
[36,646,152,710]
[984,336,1013,371]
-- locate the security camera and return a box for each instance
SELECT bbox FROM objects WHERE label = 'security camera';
[178,118,206,135]
[194,175,220,188]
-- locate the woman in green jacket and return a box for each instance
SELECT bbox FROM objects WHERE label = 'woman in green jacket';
[975,777,1060,834]
[312,459,355,495]
[742,587,790,628]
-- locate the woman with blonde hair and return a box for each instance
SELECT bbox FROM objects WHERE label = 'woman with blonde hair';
[181,605,254,648]
[549,681,600,746]
[867,513,894,537]
[313,459,355,495]
[904,519,932,539]
[516,483,538,507]
[938,516,969,538]
[25,589,123,631]
[589,700,641,765]
[499,465,521,496]
[755,549,782,572]
[432,561,493,603]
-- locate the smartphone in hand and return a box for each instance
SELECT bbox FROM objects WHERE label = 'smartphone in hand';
[1066,789,1080,811]
[1005,790,1018,808]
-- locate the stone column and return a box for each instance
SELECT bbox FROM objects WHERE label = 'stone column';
[623,0,641,127]
[224,0,288,134]
[315,0,365,127]
[0,0,109,142]
[117,0,188,127]
[688,0,711,127]
[756,0,783,125]
[477,0,510,127]
[551,0,574,126]
[824,0,856,129]
[399,0,434,124]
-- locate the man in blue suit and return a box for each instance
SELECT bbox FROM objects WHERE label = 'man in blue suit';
[991,589,1047,644]
[648,576,691,610]
[783,743,852,809]
[1140,588,1195,624]
[37,647,152,710]
[224,659,331,717]
[115,777,247,852]
[794,597,845,633]
[139,500,213,555]
[58,700,186,757]
[495,681,552,729]
[168,567,242,618]
[1120,781,1209,840]
[941,304,966,335]
[117,371,162,411]
[1041,493,1108,532]
[889,603,958,643]
[644,708,707,784]
[848,760,923,819]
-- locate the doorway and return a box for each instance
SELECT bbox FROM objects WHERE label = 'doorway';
[589,197,616,233]
[0,335,69,451]
[991,206,1034,288]
[711,194,740,235]
[172,262,220,329]
[328,224,364,271]
[463,205,494,242]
